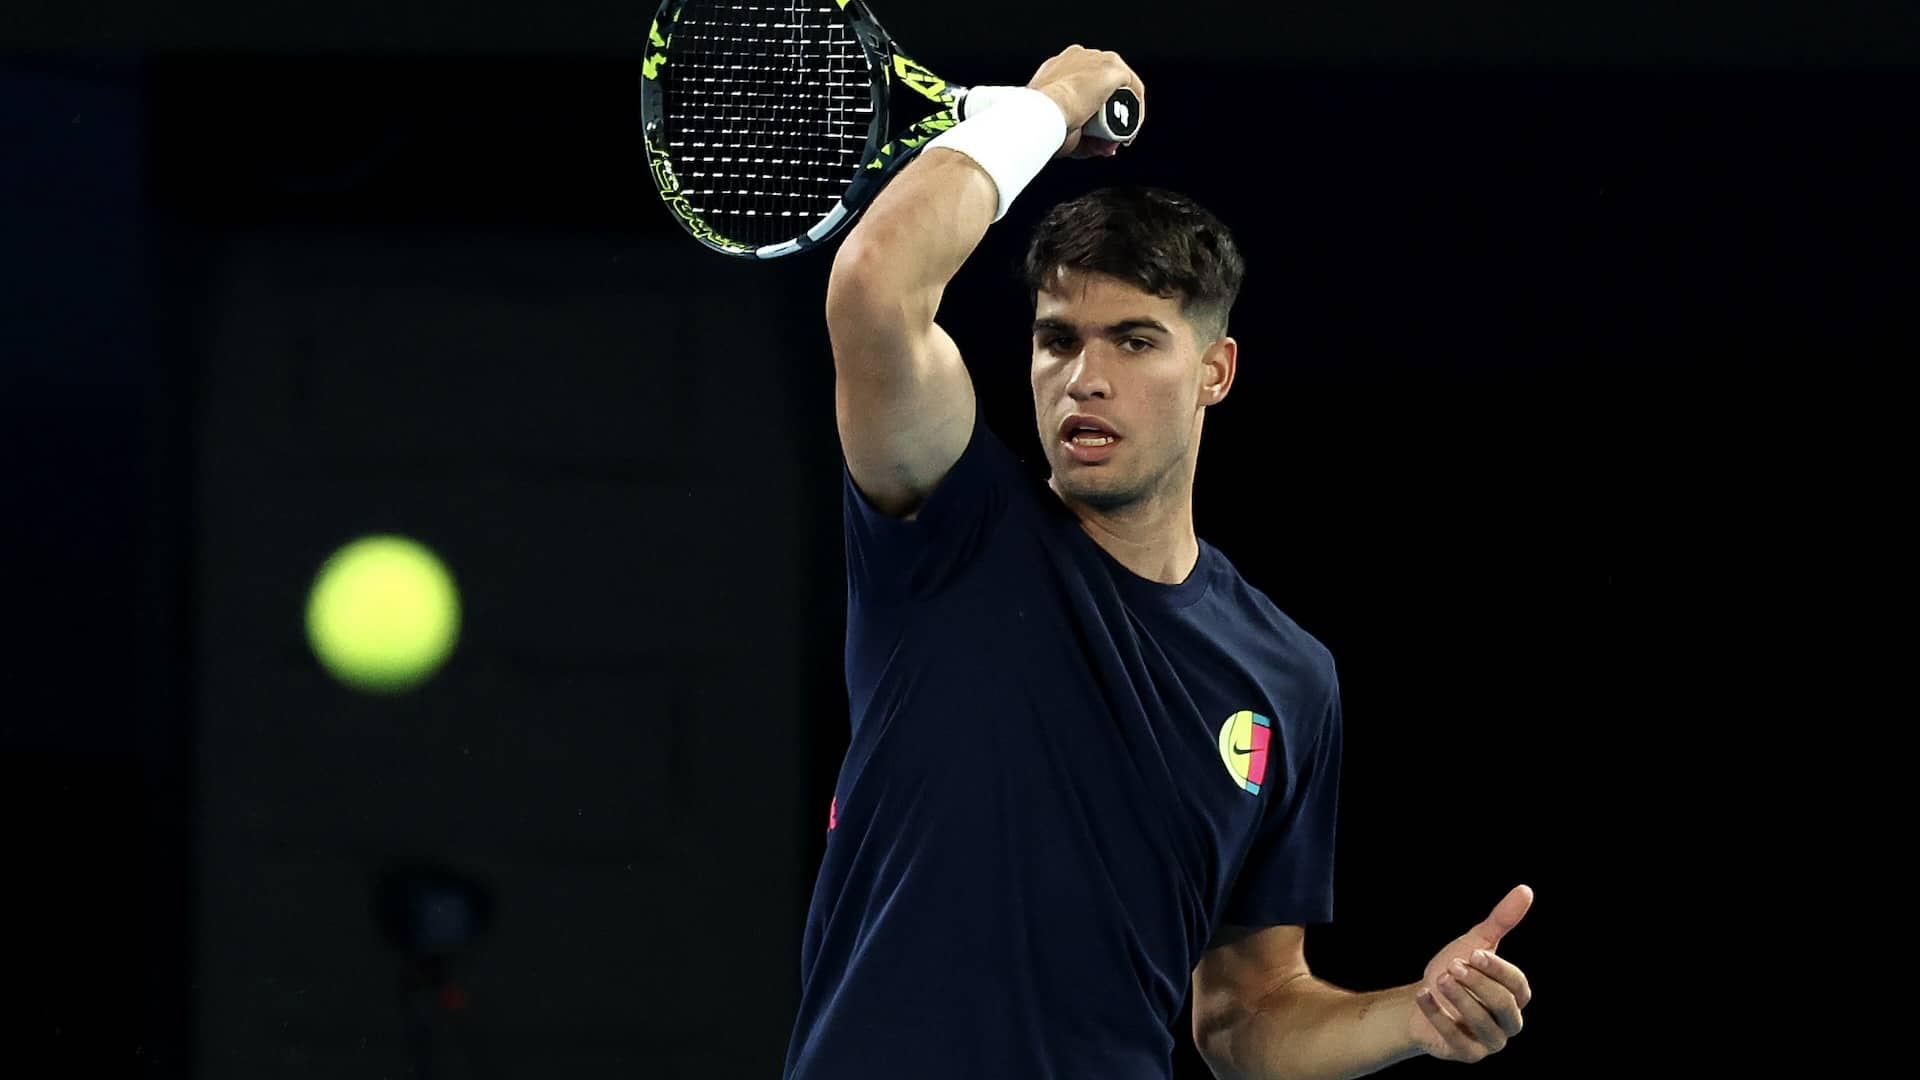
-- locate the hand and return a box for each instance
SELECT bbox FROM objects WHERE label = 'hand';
[1408,884,1535,1064]
[1025,45,1144,159]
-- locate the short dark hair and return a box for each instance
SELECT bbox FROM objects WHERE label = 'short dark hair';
[1023,186,1245,341]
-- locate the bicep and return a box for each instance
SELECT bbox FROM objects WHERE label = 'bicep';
[1190,924,1310,1055]
[832,317,976,520]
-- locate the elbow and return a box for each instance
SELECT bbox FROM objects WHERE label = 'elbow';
[827,234,911,321]
[1191,999,1247,1079]
[825,238,882,334]
[825,239,932,366]
[1192,975,1316,1080]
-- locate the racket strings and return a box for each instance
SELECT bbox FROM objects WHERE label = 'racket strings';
[665,0,874,244]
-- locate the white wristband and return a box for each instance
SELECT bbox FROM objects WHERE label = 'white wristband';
[925,86,1067,222]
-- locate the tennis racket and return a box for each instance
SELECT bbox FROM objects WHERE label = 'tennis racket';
[638,0,1142,259]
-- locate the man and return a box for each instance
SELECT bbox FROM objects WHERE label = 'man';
[784,44,1534,1080]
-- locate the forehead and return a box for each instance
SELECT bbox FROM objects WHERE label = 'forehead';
[1033,269,1185,325]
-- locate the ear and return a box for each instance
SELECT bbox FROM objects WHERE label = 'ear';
[1199,336,1237,407]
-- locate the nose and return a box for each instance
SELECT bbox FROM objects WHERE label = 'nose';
[1064,348,1112,401]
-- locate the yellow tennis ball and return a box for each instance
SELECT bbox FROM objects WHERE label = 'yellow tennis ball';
[306,534,461,693]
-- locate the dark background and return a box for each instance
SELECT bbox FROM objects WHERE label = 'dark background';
[4,2,1909,1076]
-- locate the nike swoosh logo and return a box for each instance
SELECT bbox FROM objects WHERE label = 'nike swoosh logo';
[1231,744,1252,756]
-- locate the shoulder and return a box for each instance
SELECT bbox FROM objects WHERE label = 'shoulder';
[1205,544,1340,697]
[942,415,1053,524]
[846,412,1037,524]
[841,414,1057,601]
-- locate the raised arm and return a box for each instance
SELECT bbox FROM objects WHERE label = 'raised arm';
[826,46,1143,518]
[825,150,995,519]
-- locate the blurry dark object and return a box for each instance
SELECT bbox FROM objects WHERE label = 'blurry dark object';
[376,860,496,1080]
[378,860,495,959]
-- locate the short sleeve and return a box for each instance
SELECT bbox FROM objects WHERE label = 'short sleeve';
[842,411,1026,605]
[1220,677,1343,927]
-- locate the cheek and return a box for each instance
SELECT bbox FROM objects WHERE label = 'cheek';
[1030,358,1059,394]
[1146,378,1192,419]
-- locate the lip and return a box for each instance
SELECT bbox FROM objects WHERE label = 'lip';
[1058,414,1120,440]
[1059,414,1122,465]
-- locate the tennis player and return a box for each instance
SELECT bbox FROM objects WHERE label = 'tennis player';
[783,44,1534,1080]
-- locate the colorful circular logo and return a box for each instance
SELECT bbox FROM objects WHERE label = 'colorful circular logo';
[1217,710,1272,794]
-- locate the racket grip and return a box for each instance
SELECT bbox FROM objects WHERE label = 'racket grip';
[958,85,1143,146]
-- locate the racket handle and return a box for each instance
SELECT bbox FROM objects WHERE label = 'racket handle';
[957,85,1143,146]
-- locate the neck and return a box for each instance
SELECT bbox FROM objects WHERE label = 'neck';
[1048,474,1200,586]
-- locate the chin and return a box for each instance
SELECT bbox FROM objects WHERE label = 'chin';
[1054,468,1142,512]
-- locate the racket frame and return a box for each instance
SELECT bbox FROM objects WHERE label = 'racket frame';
[639,0,960,260]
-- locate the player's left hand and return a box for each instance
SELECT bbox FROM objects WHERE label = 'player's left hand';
[1408,884,1534,1064]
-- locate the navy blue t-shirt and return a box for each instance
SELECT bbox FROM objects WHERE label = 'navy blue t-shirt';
[783,414,1343,1080]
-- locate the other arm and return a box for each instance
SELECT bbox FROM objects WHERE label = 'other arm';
[1192,925,1422,1080]
[1193,889,1535,1079]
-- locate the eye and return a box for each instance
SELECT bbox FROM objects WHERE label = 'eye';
[1121,337,1153,353]
[1040,335,1078,353]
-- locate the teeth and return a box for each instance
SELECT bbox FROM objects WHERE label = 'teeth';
[1071,434,1115,447]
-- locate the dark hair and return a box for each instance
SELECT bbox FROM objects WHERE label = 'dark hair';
[1023,186,1245,341]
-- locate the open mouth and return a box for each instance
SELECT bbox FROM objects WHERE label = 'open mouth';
[1059,415,1121,463]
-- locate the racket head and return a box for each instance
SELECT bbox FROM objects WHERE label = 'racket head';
[640,0,915,259]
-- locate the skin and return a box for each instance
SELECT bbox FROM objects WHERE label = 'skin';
[1194,887,1535,1079]
[1029,267,1236,586]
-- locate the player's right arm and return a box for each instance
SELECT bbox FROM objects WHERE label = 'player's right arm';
[825,151,992,520]
[826,45,1143,519]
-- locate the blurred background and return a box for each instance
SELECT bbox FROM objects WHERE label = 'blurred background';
[4,1,1909,1077]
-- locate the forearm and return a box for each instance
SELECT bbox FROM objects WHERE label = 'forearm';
[826,150,999,344]
[1199,976,1423,1080]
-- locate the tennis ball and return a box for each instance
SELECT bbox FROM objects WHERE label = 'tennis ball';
[306,534,461,693]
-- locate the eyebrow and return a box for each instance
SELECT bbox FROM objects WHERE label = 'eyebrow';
[1032,317,1172,337]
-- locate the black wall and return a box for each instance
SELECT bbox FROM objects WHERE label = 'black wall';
[5,17,1908,1077]
[6,1,1914,66]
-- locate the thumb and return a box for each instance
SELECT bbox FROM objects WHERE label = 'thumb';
[1472,884,1534,951]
